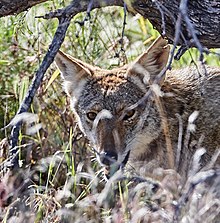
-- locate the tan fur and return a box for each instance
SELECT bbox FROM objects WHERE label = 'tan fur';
[55,37,220,177]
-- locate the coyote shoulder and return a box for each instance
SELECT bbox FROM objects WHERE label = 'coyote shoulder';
[55,37,220,176]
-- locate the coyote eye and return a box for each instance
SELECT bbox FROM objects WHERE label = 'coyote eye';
[123,109,136,121]
[86,111,97,121]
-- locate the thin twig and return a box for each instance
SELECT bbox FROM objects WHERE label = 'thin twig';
[179,0,210,60]
[179,0,203,51]
[175,113,183,171]
[120,2,127,51]
[154,1,166,35]
[174,45,187,60]
[154,95,174,169]
[166,12,183,70]
[118,1,128,65]
[36,0,124,20]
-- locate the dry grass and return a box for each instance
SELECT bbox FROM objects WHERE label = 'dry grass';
[0,132,219,222]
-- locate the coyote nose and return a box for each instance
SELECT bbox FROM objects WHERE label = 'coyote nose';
[99,151,118,166]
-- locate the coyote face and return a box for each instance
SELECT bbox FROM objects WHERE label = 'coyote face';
[55,37,220,174]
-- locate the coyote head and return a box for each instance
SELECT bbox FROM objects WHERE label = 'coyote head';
[55,37,170,173]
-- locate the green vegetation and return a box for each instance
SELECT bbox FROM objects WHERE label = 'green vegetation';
[0,1,219,222]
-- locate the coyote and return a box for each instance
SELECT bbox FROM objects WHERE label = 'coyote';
[55,37,220,176]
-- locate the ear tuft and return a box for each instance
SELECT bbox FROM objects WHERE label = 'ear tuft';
[55,51,91,96]
[127,36,170,85]
[55,51,91,81]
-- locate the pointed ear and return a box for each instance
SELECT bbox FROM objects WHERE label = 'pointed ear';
[127,36,170,85]
[55,51,91,97]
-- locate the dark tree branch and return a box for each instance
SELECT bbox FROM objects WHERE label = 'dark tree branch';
[0,0,48,17]
[125,0,220,49]
[1,0,220,49]
[9,15,72,169]
[36,0,124,19]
